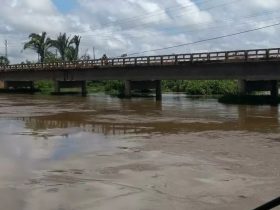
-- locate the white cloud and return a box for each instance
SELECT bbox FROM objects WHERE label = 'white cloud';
[0,0,280,63]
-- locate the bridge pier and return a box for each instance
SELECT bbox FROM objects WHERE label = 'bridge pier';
[124,80,162,101]
[53,81,87,96]
[238,80,247,95]
[124,80,131,98]
[270,80,279,104]
[238,80,279,104]
[155,80,162,101]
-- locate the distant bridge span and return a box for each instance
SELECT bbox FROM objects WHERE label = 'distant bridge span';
[0,47,280,100]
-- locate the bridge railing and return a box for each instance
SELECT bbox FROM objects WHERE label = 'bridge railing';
[1,48,280,72]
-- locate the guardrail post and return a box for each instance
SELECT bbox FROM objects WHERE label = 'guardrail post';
[245,51,248,61]
[225,52,228,61]
[266,50,269,59]
[207,53,210,62]
[175,55,178,64]
[160,56,163,65]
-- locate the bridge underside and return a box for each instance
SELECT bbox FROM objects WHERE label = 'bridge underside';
[124,80,162,101]
[53,81,87,96]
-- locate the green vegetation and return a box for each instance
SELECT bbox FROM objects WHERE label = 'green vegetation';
[34,81,53,93]
[87,80,238,96]
[34,80,238,96]
[34,80,125,95]
[88,81,124,95]
[163,80,238,95]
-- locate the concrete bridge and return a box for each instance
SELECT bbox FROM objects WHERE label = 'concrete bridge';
[1,47,280,100]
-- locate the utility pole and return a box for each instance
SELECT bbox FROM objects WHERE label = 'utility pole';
[93,47,95,60]
[4,40,8,59]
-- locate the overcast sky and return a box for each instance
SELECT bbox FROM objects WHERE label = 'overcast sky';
[1,0,280,63]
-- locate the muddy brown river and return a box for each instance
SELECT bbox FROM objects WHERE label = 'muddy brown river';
[0,93,279,210]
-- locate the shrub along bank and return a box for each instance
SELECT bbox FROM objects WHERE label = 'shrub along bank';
[34,80,238,95]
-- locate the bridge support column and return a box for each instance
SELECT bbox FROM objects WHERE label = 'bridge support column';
[270,80,278,104]
[81,81,87,97]
[124,80,162,100]
[124,80,131,98]
[53,81,87,96]
[54,81,61,93]
[238,80,247,95]
[155,80,162,101]
[238,80,279,105]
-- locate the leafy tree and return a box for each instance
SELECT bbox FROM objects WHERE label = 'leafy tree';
[0,56,9,65]
[23,32,50,63]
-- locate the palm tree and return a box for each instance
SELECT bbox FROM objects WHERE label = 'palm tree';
[47,33,70,61]
[69,35,81,61]
[48,33,81,61]
[23,32,50,63]
[0,56,9,65]
[65,46,76,61]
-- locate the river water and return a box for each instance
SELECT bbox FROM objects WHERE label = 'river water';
[0,93,279,210]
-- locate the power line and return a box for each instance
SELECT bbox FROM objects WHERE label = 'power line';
[81,0,241,38]
[4,40,8,58]
[78,0,215,35]
[128,21,280,56]
[110,0,211,23]
[0,0,244,46]
[79,11,279,42]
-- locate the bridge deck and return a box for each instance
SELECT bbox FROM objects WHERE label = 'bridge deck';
[1,48,280,72]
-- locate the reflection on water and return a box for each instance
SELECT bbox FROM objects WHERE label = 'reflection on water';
[11,94,280,135]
